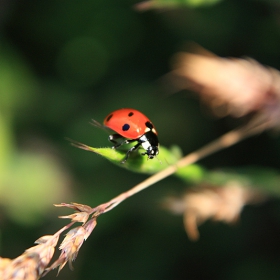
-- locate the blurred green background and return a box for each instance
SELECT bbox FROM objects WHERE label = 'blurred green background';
[1,0,280,279]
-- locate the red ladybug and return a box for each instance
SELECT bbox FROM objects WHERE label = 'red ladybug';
[103,108,159,163]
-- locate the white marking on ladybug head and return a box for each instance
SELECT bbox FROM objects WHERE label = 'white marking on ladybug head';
[144,126,157,134]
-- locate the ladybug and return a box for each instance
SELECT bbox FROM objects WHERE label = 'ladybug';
[103,108,159,163]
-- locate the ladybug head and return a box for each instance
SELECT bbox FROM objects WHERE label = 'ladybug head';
[145,145,159,159]
[139,131,159,160]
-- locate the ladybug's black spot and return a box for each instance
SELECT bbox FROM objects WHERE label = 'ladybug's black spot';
[122,123,130,131]
[145,121,153,129]
[128,112,134,117]
[106,114,113,122]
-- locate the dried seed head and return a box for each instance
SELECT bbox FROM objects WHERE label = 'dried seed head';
[55,203,94,214]
[164,183,264,240]
[45,222,96,274]
[1,253,40,280]
[170,49,280,124]
[59,212,90,224]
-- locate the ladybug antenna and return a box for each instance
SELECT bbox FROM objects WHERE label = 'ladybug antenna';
[90,119,103,129]
[90,119,112,134]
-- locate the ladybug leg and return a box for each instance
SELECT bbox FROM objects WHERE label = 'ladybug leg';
[109,134,136,149]
[122,142,141,163]
[108,133,123,145]
[108,134,140,163]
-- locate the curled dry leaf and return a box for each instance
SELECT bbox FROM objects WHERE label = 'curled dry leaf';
[170,48,280,121]
[164,183,264,241]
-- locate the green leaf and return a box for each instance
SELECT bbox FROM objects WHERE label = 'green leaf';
[73,140,206,184]
[73,141,182,174]
[176,164,207,184]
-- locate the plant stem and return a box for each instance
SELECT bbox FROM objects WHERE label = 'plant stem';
[101,117,271,213]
